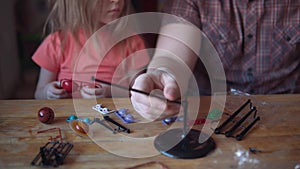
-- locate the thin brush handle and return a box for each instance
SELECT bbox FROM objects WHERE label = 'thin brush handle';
[92,76,181,105]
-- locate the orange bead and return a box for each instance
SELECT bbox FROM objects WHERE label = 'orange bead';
[69,120,89,137]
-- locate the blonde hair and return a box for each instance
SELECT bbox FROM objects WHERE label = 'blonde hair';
[44,0,133,43]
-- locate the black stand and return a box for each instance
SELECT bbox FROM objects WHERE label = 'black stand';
[154,128,215,159]
[154,100,216,159]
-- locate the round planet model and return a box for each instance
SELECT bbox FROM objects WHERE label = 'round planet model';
[38,107,55,124]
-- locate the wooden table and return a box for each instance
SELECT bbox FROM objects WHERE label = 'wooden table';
[0,95,299,169]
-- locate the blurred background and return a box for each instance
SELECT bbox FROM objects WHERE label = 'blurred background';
[0,0,166,99]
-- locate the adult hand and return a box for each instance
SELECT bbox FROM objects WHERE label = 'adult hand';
[45,81,70,99]
[130,70,181,121]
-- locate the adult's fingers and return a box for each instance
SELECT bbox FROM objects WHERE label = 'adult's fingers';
[131,94,181,121]
[130,73,181,121]
[160,72,181,101]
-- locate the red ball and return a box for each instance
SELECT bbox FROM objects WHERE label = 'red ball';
[60,79,73,93]
[38,107,55,124]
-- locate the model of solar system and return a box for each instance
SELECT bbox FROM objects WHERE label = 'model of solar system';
[32,77,261,167]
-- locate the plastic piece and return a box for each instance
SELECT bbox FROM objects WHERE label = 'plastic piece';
[66,115,78,123]
[31,141,73,167]
[92,118,117,134]
[92,104,115,114]
[162,116,178,125]
[206,108,223,121]
[214,99,261,141]
[37,128,63,143]
[104,116,130,133]
[66,115,117,134]
[114,108,138,123]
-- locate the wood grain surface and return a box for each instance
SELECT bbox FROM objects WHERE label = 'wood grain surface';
[0,95,299,169]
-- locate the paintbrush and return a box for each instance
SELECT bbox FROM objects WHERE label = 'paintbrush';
[91,76,181,104]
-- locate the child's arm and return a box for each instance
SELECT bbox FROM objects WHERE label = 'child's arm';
[34,68,70,99]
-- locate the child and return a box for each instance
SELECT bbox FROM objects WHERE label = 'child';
[32,0,149,99]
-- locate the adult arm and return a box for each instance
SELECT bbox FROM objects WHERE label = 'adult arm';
[131,23,200,120]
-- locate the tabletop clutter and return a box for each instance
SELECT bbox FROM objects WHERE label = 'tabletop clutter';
[32,104,137,167]
[31,96,261,168]
[31,127,73,167]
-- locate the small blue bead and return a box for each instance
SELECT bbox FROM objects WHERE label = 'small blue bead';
[82,117,92,125]
[164,118,171,123]
[125,114,133,121]
[118,108,128,115]
[66,115,78,122]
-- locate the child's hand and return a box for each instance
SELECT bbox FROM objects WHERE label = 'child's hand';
[80,85,110,98]
[45,81,70,99]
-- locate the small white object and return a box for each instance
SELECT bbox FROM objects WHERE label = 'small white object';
[92,104,115,114]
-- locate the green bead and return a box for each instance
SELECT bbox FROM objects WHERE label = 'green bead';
[207,108,223,120]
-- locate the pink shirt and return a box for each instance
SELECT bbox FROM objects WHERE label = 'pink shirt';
[32,30,149,85]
